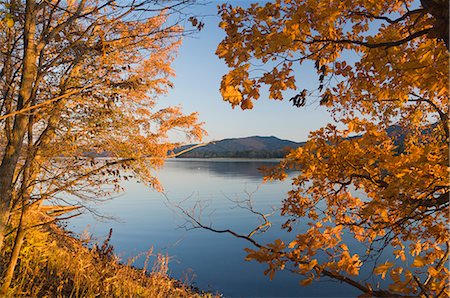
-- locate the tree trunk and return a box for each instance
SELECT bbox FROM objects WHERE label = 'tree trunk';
[0,0,37,252]
[421,0,449,50]
[0,224,25,294]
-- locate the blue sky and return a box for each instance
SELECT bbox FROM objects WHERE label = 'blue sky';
[160,1,335,143]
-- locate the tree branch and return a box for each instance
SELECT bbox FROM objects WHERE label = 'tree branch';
[348,8,425,24]
[0,83,97,122]
[302,28,432,49]
[174,194,409,297]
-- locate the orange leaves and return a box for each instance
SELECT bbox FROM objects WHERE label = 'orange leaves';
[219,2,449,143]
[427,266,440,278]
[267,239,286,252]
[245,241,284,262]
[393,249,406,262]
[219,65,253,108]
[244,247,263,262]
[221,84,243,106]
[2,14,14,28]
[299,276,314,286]
[288,240,297,249]
[336,246,362,276]
[374,261,394,280]
[298,259,318,274]
[0,0,206,206]
[411,256,427,268]
[389,266,403,283]
[216,0,449,295]
[244,244,286,281]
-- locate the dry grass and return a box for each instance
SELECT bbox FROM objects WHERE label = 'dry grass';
[0,219,218,297]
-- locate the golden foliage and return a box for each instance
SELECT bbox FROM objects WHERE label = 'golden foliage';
[0,216,215,297]
[0,0,205,204]
[217,0,449,296]
[0,0,205,293]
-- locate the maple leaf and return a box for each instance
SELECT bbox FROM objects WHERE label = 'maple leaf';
[215,0,449,295]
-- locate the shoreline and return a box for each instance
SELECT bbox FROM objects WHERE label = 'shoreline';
[1,215,218,297]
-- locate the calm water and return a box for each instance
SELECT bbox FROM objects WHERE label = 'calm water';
[68,159,360,297]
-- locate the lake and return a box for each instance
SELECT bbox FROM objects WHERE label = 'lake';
[68,159,359,297]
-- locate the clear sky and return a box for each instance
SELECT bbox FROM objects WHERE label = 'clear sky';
[159,1,335,143]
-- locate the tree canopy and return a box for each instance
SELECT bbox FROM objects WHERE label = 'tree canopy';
[216,0,449,296]
[0,0,204,292]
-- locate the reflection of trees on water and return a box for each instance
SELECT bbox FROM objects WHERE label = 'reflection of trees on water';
[166,159,284,180]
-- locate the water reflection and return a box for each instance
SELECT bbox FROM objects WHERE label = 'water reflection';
[168,158,281,180]
[68,160,359,297]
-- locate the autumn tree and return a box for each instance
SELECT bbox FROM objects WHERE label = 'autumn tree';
[0,0,204,292]
[215,0,449,296]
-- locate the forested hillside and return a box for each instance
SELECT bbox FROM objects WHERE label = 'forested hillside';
[176,136,305,158]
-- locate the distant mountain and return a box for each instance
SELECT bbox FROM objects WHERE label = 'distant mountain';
[175,136,305,158]
[83,125,421,159]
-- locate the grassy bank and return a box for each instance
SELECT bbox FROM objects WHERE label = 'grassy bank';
[0,217,217,297]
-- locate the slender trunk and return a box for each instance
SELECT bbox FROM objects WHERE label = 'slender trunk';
[1,20,15,140]
[1,136,40,294]
[0,220,25,294]
[0,0,37,252]
[0,90,65,292]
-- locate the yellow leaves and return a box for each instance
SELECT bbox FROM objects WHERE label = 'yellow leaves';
[340,243,349,251]
[221,85,243,106]
[0,1,206,228]
[267,31,293,52]
[379,209,389,221]
[299,259,318,274]
[389,266,403,282]
[245,246,277,264]
[243,247,257,261]
[308,259,318,270]
[393,249,406,262]
[219,65,254,108]
[427,266,439,277]
[264,267,276,281]
[216,0,449,294]
[5,17,14,28]
[388,281,411,294]
[410,241,423,256]
[217,0,449,115]
[394,172,407,178]
[387,269,413,294]
[267,239,285,252]
[288,240,298,249]
[337,251,362,276]
[374,261,394,279]
[2,14,14,28]
[298,263,308,274]
[215,43,229,59]
[411,256,427,268]
[218,20,228,29]
[299,276,314,286]
[418,49,433,63]
[245,243,288,281]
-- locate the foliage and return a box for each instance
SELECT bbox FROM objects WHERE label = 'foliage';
[216,0,449,296]
[0,0,204,292]
[0,213,214,297]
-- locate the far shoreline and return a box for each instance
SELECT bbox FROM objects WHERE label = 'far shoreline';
[171,157,283,162]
